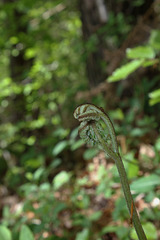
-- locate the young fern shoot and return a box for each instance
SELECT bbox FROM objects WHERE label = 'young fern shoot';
[74,103,147,240]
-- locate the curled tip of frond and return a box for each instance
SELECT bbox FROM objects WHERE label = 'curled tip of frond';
[74,103,119,155]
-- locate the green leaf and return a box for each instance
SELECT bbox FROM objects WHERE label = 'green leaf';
[0,225,12,240]
[70,139,84,151]
[70,128,78,139]
[128,162,139,179]
[124,152,139,179]
[116,226,130,239]
[75,228,89,240]
[126,46,155,59]
[88,211,102,221]
[109,108,124,120]
[77,176,88,186]
[130,127,147,137]
[33,167,45,181]
[142,59,159,67]
[19,225,34,240]
[101,225,117,235]
[130,174,160,193]
[149,88,160,105]
[107,59,144,82]
[149,97,160,106]
[53,171,71,190]
[52,140,68,156]
[149,30,160,50]
[149,88,160,99]
[155,137,160,151]
[128,161,139,179]
[39,182,51,191]
[83,148,99,160]
[130,222,157,240]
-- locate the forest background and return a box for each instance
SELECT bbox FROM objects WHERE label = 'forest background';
[0,0,160,239]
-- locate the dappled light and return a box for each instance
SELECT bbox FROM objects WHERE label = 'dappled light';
[0,0,160,240]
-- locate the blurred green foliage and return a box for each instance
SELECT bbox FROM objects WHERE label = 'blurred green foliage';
[108,29,160,107]
[108,30,160,84]
[0,0,160,240]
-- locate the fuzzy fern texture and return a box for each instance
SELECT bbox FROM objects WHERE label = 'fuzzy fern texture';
[74,103,147,240]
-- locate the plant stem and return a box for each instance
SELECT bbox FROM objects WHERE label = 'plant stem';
[92,122,147,240]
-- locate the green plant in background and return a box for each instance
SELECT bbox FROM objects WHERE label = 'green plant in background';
[0,1,160,239]
[0,0,86,192]
[107,30,160,106]
[74,103,147,240]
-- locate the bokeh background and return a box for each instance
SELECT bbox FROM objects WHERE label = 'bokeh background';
[0,0,160,239]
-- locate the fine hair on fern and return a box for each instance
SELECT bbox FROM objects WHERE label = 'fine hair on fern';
[74,103,147,240]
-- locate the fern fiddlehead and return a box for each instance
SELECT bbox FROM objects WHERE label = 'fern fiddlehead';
[74,103,118,155]
[74,103,147,240]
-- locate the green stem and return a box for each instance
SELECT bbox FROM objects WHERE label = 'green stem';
[92,122,147,240]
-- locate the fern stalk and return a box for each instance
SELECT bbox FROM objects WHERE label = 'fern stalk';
[74,103,147,240]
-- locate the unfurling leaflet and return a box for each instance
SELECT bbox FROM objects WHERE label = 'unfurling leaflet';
[74,103,118,157]
[73,103,147,240]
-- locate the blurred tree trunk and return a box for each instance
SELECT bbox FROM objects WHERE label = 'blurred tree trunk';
[79,0,108,87]
[7,8,34,123]
[79,0,154,89]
